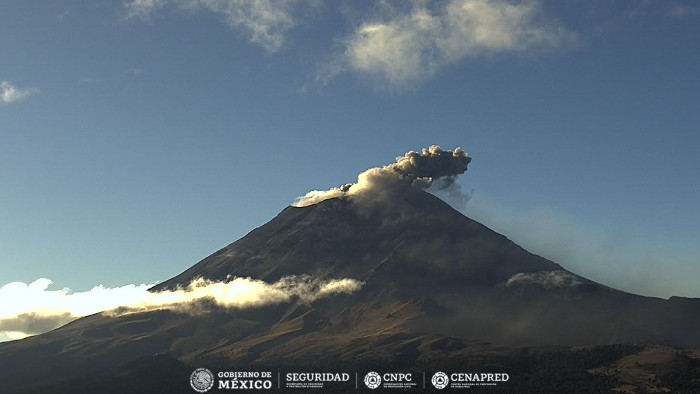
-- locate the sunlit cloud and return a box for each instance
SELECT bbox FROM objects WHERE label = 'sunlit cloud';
[506,270,582,289]
[123,0,165,20]
[321,0,575,88]
[123,0,302,52]
[122,0,575,88]
[0,275,363,341]
[1,81,39,104]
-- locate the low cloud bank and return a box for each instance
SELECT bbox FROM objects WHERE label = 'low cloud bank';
[0,275,363,341]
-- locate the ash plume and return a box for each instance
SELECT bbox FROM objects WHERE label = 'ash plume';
[294,145,471,207]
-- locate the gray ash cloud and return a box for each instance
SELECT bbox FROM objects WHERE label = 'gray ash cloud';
[294,145,471,207]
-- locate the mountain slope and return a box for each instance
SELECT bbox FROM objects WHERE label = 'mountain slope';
[0,190,699,392]
[153,191,562,291]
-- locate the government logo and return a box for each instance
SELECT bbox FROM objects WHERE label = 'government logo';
[190,368,214,393]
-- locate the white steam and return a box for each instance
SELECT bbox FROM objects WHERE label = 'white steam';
[294,145,471,207]
[0,275,363,341]
[506,270,582,289]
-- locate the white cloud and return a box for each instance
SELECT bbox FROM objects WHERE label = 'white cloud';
[56,9,70,23]
[79,76,97,84]
[125,67,145,76]
[506,270,582,288]
[122,0,575,85]
[124,0,165,20]
[0,331,27,342]
[323,0,575,88]
[195,0,299,52]
[124,0,301,52]
[0,275,363,341]
[670,4,700,19]
[1,81,39,104]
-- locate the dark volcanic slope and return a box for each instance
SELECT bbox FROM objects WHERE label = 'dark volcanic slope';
[149,192,700,348]
[1,191,699,392]
[153,191,561,292]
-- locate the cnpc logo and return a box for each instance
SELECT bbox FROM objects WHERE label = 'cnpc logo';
[431,372,449,389]
[364,371,381,389]
[363,371,413,389]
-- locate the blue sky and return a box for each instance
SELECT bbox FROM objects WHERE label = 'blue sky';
[1,0,699,299]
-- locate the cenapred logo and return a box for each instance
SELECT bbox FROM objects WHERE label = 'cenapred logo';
[431,372,449,389]
[364,371,381,389]
[190,368,214,393]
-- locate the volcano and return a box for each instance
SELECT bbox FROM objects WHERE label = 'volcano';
[1,152,699,392]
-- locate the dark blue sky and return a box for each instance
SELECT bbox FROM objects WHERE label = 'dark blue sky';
[1,0,699,298]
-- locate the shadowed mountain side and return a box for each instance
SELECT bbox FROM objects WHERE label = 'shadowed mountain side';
[152,192,562,292]
[0,293,463,392]
[150,192,700,348]
[13,353,194,394]
[1,190,699,392]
